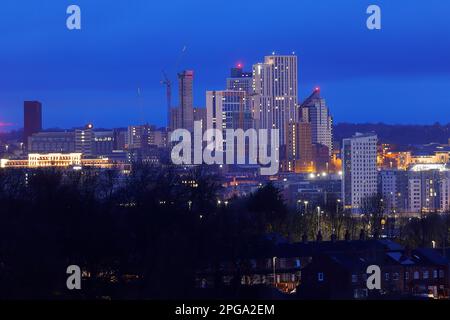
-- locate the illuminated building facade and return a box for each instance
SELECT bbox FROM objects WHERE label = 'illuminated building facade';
[1,153,128,171]
[127,125,167,150]
[407,164,450,214]
[206,90,252,133]
[441,172,450,212]
[252,55,298,146]
[284,121,313,173]
[379,169,409,214]
[300,88,333,157]
[193,107,207,133]
[28,131,76,153]
[226,65,253,95]
[342,133,378,213]
[206,90,253,162]
[75,124,94,157]
[28,153,81,167]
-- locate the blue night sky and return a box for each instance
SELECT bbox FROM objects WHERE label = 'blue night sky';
[0,0,450,131]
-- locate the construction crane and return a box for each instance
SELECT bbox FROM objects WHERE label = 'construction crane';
[161,45,187,130]
[160,71,172,129]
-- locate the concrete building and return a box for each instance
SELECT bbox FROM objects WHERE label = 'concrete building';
[92,131,115,157]
[378,169,409,214]
[380,165,450,215]
[441,172,450,213]
[408,164,449,213]
[342,133,378,213]
[193,107,207,134]
[252,54,298,146]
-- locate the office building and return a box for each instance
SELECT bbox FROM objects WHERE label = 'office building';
[75,124,94,157]
[226,64,253,94]
[28,131,76,153]
[93,131,115,157]
[23,101,42,145]
[300,88,333,157]
[127,125,168,150]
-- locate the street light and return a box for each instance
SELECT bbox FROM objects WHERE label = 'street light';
[334,199,342,234]
[317,206,321,233]
[304,201,309,214]
[272,257,277,286]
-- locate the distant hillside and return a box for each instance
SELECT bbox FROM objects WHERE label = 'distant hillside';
[334,123,450,146]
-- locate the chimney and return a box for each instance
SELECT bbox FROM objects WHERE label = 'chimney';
[344,230,351,241]
[302,233,308,244]
[403,245,412,259]
[316,230,323,242]
[359,229,366,241]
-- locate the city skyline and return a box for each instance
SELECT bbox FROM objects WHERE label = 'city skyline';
[2,0,450,304]
[1,0,450,131]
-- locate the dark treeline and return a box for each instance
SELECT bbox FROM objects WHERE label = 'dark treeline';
[334,123,450,145]
[0,166,449,299]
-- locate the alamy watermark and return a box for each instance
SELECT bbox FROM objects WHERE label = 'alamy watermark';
[66,5,81,30]
[366,265,381,290]
[170,121,280,176]
[367,5,381,30]
[65,4,381,31]
[66,265,82,290]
